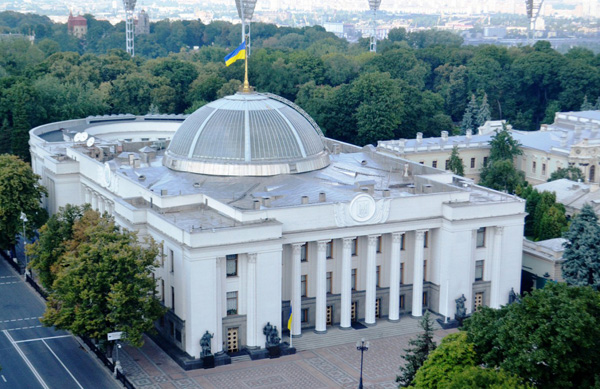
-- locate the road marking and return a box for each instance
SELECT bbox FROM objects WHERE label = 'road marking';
[1,317,40,323]
[2,330,50,389]
[42,339,84,389]
[0,275,17,279]
[1,375,6,382]
[6,325,43,332]
[0,282,19,285]
[15,334,71,344]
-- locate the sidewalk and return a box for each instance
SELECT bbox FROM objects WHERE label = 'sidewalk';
[119,317,456,388]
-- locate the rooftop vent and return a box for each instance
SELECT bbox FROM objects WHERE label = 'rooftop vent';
[301,195,309,205]
[319,192,326,203]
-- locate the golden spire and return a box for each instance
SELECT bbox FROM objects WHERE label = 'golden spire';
[242,34,253,93]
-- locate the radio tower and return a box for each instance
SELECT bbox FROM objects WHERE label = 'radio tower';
[235,0,257,56]
[123,0,137,56]
[525,0,544,43]
[368,0,382,53]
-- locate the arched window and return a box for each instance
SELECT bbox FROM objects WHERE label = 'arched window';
[590,165,596,182]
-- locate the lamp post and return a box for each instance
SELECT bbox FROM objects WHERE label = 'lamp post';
[356,338,369,389]
[19,212,27,276]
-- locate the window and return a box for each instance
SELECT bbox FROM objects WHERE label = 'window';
[351,239,358,256]
[226,254,238,277]
[161,280,165,303]
[532,161,536,173]
[301,308,309,323]
[351,269,357,290]
[542,163,546,176]
[326,272,332,294]
[227,291,238,315]
[301,244,308,262]
[475,260,484,281]
[470,157,475,168]
[376,236,382,253]
[301,275,307,297]
[376,266,381,287]
[171,286,175,312]
[483,156,488,166]
[445,159,449,170]
[476,227,486,247]
[169,249,174,273]
[423,231,429,248]
[423,260,427,281]
[160,242,165,266]
[432,160,437,168]
[401,234,405,250]
[400,294,405,310]
[474,292,484,310]
[400,263,405,284]
[326,241,333,259]
[423,291,428,307]
[419,161,424,165]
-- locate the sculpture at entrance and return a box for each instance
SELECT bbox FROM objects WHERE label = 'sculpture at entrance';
[200,331,213,357]
[263,322,281,347]
[455,294,467,322]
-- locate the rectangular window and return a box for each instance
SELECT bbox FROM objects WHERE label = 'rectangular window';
[470,157,475,168]
[476,227,486,247]
[401,234,405,250]
[400,263,405,284]
[301,244,308,262]
[400,294,405,310]
[301,308,309,323]
[326,241,333,259]
[475,260,484,281]
[376,266,381,287]
[326,272,332,294]
[161,280,165,303]
[483,156,488,166]
[423,291,428,307]
[227,291,238,315]
[423,260,427,281]
[532,161,536,173]
[351,269,357,290]
[169,249,174,273]
[160,242,165,266]
[542,163,546,176]
[376,236,382,253]
[351,239,357,256]
[171,286,175,312]
[424,231,429,248]
[301,275,307,297]
[226,254,238,277]
[445,159,449,170]
[432,160,437,168]
[419,161,424,165]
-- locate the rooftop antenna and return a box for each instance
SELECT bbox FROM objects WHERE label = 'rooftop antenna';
[123,0,137,56]
[235,0,257,57]
[525,0,543,44]
[87,137,96,148]
[368,0,382,53]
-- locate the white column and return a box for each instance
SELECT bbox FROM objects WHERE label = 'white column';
[98,196,106,214]
[389,232,404,321]
[340,237,354,329]
[490,227,504,308]
[246,253,257,347]
[315,240,328,333]
[291,244,302,336]
[412,230,427,317]
[365,235,379,325]
[84,187,91,204]
[91,192,98,210]
[214,257,224,353]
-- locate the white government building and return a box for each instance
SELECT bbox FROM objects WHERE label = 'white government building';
[29,91,525,360]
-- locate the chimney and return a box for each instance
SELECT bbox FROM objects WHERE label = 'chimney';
[383,189,391,197]
[133,159,140,168]
[263,197,272,207]
[161,189,168,196]
[332,143,341,155]
[319,192,326,202]
[466,129,472,139]
[301,195,309,204]
[253,199,261,210]
[441,131,448,141]
[416,132,423,143]
[128,153,135,165]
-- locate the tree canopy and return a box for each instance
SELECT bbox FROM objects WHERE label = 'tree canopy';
[548,166,584,182]
[397,311,437,387]
[479,126,526,193]
[562,204,600,289]
[41,209,165,347]
[447,146,465,176]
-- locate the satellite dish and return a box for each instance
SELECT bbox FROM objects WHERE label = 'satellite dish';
[80,132,89,142]
[74,133,82,142]
[86,137,95,147]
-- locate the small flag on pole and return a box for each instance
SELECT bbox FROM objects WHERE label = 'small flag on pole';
[224,41,246,67]
[287,305,293,331]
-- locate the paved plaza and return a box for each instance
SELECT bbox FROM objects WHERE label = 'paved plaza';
[119,318,456,389]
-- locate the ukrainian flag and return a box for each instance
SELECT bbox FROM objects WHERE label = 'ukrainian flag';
[224,41,246,67]
[287,305,293,331]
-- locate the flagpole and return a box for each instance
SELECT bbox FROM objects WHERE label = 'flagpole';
[242,34,250,93]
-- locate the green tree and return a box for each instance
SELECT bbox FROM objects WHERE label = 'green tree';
[460,94,478,134]
[475,93,491,127]
[447,146,465,176]
[487,125,522,162]
[396,311,437,387]
[580,95,595,111]
[463,283,600,388]
[548,166,584,182]
[0,154,48,250]
[447,366,531,389]
[562,204,600,289]
[479,159,526,194]
[42,209,166,346]
[27,204,88,290]
[537,204,568,241]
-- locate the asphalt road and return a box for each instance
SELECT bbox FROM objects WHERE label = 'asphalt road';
[0,258,120,389]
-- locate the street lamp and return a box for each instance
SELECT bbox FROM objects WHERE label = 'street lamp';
[19,212,28,276]
[356,338,369,389]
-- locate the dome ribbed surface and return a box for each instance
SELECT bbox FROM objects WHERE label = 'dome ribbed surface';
[164,92,329,176]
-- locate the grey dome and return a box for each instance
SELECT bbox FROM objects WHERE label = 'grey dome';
[163,92,330,176]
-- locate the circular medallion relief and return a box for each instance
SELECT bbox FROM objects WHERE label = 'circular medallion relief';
[103,162,112,188]
[349,193,376,222]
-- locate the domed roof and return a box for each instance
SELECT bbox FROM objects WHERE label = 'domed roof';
[163,92,330,176]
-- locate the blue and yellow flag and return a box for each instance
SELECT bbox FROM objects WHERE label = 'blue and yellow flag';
[287,305,293,331]
[224,41,246,67]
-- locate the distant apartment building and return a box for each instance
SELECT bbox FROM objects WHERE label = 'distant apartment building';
[135,10,150,35]
[67,12,87,39]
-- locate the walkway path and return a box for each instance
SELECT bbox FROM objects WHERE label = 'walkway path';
[119,317,456,388]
